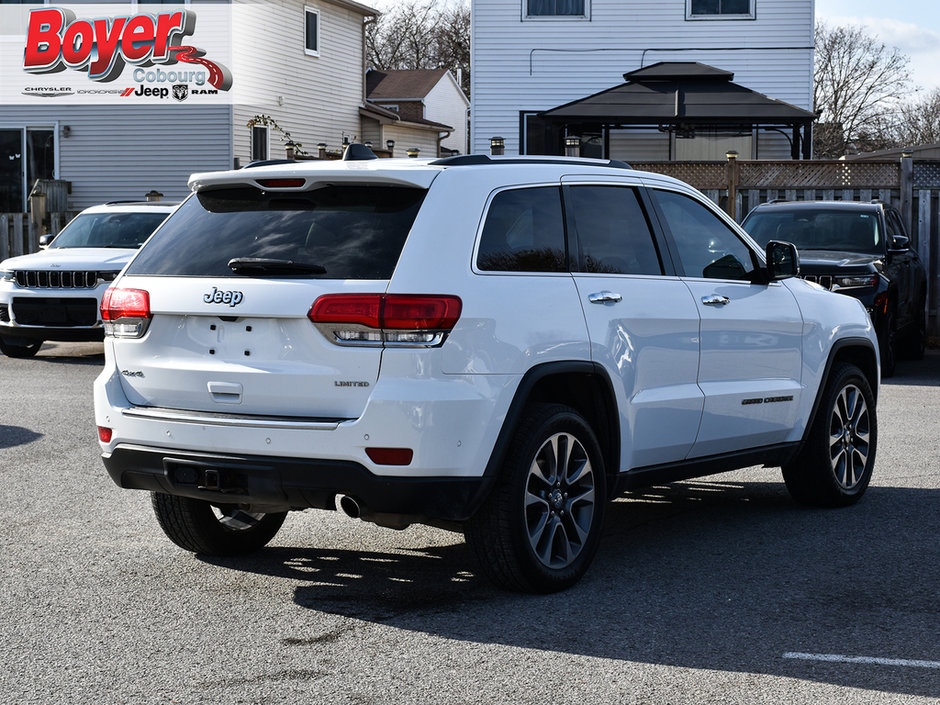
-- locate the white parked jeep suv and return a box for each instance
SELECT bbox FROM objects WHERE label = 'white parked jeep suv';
[0,201,175,357]
[94,152,880,592]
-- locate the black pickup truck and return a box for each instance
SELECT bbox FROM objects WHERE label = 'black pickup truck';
[742,200,927,376]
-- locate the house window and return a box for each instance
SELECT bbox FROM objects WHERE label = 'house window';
[304,6,320,56]
[687,0,754,18]
[526,0,586,18]
[0,127,55,213]
[251,126,269,162]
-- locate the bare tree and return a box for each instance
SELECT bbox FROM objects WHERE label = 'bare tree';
[813,22,912,157]
[366,0,470,96]
[893,89,940,147]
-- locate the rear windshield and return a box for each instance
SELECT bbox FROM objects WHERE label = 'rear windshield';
[126,185,426,279]
[743,208,883,255]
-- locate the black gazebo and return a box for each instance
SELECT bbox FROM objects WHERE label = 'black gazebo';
[530,62,816,160]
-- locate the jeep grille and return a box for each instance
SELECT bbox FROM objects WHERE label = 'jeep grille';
[15,270,101,289]
[801,274,833,290]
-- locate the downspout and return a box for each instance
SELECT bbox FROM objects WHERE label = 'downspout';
[362,14,377,104]
[439,129,452,157]
[362,13,378,148]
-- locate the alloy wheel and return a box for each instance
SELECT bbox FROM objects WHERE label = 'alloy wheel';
[524,432,596,569]
[829,384,871,490]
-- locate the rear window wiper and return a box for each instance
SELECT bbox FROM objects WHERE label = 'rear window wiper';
[227,257,327,275]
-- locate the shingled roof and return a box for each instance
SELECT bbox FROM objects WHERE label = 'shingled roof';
[540,62,815,125]
[366,69,450,101]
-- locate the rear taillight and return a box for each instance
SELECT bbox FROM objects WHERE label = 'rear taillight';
[308,294,462,347]
[101,287,152,338]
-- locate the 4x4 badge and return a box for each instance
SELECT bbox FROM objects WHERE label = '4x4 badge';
[203,287,244,307]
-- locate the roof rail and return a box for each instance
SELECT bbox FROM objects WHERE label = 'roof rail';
[429,154,632,169]
[103,200,174,206]
[243,159,297,169]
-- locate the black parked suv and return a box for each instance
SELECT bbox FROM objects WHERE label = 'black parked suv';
[743,200,927,376]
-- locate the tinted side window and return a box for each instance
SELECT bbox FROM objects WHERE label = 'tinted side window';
[652,189,757,281]
[566,185,663,275]
[477,187,566,272]
[886,210,907,248]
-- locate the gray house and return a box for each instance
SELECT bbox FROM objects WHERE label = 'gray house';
[0,0,378,213]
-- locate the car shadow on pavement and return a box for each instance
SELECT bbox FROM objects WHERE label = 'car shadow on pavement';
[201,480,940,699]
[17,341,105,365]
[882,349,940,387]
[0,424,43,449]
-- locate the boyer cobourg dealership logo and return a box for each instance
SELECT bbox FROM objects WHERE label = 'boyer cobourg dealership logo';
[22,7,232,97]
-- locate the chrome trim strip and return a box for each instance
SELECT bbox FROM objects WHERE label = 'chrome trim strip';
[121,406,346,430]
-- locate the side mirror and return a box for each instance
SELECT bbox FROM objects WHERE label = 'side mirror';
[38,234,53,249]
[888,234,910,252]
[766,240,799,281]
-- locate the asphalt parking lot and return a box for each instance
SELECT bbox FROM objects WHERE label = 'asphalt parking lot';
[1,342,938,704]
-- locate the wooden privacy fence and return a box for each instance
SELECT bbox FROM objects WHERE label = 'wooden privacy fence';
[0,211,72,261]
[632,158,940,338]
[1,179,75,261]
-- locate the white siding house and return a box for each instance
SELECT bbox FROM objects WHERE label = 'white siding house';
[0,0,377,212]
[470,0,814,156]
[232,0,375,165]
[365,69,470,156]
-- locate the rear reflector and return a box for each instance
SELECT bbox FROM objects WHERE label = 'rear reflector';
[365,447,414,466]
[97,426,112,443]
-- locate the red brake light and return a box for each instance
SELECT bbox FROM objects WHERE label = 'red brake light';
[309,294,383,327]
[256,178,306,188]
[382,295,462,330]
[308,294,462,347]
[101,287,151,321]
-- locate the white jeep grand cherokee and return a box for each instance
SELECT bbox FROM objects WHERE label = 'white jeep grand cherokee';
[0,201,175,357]
[94,152,879,592]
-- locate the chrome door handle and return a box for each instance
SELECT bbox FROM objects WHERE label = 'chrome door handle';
[702,295,731,306]
[588,291,623,304]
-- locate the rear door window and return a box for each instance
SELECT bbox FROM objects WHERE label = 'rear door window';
[565,185,663,275]
[476,186,567,272]
[126,185,426,280]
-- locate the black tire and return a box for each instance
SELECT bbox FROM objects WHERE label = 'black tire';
[465,403,606,593]
[0,337,42,358]
[782,362,877,507]
[878,311,896,378]
[151,493,287,555]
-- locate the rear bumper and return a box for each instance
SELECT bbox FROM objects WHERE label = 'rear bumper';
[102,444,492,522]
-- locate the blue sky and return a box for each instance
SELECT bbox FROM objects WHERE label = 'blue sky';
[816,0,940,91]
